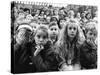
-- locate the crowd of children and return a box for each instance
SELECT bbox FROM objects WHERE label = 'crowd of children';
[11,2,98,73]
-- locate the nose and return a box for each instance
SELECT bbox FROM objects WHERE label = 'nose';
[71,29,74,32]
[39,37,43,42]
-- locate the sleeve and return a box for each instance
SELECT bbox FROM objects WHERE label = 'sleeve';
[32,48,66,72]
[44,49,66,70]
[32,54,49,72]
[80,41,97,64]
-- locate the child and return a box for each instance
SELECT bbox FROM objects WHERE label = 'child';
[30,22,39,33]
[30,25,66,72]
[80,21,97,69]
[55,19,84,70]
[58,18,66,29]
[14,24,34,73]
[48,22,59,45]
[15,24,33,45]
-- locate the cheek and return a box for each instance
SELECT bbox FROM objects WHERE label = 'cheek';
[34,36,38,42]
[74,30,77,34]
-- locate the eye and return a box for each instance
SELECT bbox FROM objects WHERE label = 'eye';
[89,33,93,35]
[43,36,47,39]
[55,28,57,31]
[37,35,40,38]
[69,27,72,30]
[51,28,53,31]
[73,27,76,30]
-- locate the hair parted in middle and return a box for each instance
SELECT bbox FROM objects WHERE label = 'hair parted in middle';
[54,19,85,57]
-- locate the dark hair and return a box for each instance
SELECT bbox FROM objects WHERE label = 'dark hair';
[50,17,58,23]
[58,18,66,29]
[49,22,58,28]
[85,13,92,20]
[24,8,30,13]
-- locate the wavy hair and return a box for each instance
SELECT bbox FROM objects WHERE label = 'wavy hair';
[54,19,85,58]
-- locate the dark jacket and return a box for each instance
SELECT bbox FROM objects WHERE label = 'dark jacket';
[31,41,65,72]
[14,43,34,73]
[80,40,97,69]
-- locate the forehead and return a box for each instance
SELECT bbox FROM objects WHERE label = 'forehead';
[68,23,78,28]
[87,29,96,34]
[30,23,39,28]
[50,25,58,29]
[36,30,48,36]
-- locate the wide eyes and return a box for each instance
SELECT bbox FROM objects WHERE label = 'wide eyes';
[50,28,57,31]
[69,27,72,30]
[73,27,76,30]
[37,35,47,39]
[89,32,94,36]
[69,27,76,31]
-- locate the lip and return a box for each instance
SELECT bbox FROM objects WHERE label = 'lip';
[70,34,75,36]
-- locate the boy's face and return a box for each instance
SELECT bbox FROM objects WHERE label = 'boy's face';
[60,20,66,28]
[67,24,77,39]
[34,30,48,45]
[16,29,31,44]
[86,30,95,41]
[49,26,59,36]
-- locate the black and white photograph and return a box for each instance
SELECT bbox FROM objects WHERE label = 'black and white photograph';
[11,1,98,74]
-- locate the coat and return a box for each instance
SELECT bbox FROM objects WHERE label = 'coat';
[14,43,34,73]
[30,41,65,72]
[80,40,97,69]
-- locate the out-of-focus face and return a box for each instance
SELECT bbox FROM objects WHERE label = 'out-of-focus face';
[60,20,66,29]
[46,17,51,23]
[25,10,30,15]
[68,10,74,18]
[54,10,58,15]
[18,12,25,18]
[16,29,31,44]
[86,30,96,41]
[67,24,77,39]
[34,30,48,45]
[49,25,59,36]
[81,13,85,18]
[59,10,64,15]
[41,11,44,16]
[30,23,39,32]
[77,13,80,18]
[36,10,40,15]
[87,13,91,19]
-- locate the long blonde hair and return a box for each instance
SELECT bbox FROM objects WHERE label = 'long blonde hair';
[55,19,85,58]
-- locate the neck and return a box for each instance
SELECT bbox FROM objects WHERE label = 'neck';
[68,37,74,45]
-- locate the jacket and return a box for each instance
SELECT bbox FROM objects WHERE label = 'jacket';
[80,40,97,69]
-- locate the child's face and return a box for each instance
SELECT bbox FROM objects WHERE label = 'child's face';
[86,30,96,41]
[60,20,66,28]
[30,23,38,32]
[54,10,58,15]
[34,30,48,45]
[49,26,59,36]
[46,17,51,22]
[16,29,31,44]
[77,13,80,18]
[67,24,77,39]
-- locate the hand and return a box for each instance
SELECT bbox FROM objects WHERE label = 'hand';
[34,45,44,56]
[59,63,73,71]
[86,39,96,47]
